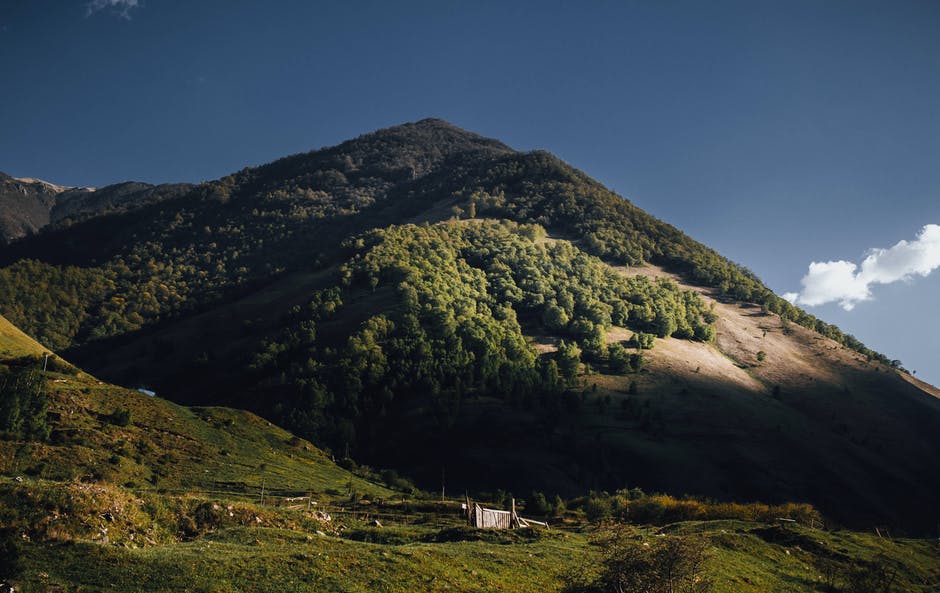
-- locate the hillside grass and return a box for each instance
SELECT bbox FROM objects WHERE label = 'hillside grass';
[0,371,391,499]
[0,314,48,360]
[4,493,938,593]
[0,318,392,499]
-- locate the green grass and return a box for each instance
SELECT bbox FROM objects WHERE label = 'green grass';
[0,366,392,498]
[5,501,939,593]
[0,314,48,360]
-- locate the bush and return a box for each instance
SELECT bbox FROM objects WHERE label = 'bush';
[0,366,50,441]
[633,332,655,350]
[104,407,132,427]
[573,490,821,526]
[842,555,899,593]
[584,495,612,522]
[526,491,551,515]
[565,523,712,593]
[607,344,631,374]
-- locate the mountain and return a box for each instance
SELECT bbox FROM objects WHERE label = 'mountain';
[0,173,62,242]
[0,172,192,243]
[50,180,193,229]
[1,119,938,533]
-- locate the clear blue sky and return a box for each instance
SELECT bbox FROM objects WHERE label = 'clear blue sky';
[2,0,939,384]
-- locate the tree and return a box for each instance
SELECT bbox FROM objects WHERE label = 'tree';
[607,343,632,374]
[757,350,766,363]
[633,332,655,350]
[0,366,49,441]
[556,341,581,383]
[543,302,570,331]
[552,494,567,517]
[527,491,550,515]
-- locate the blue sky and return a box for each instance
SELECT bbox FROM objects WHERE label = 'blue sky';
[1,0,939,385]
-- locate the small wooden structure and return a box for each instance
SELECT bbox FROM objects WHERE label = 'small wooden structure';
[464,496,549,530]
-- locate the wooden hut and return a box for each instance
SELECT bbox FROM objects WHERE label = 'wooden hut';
[464,496,548,530]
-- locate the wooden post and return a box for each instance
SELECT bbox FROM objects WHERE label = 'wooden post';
[511,498,517,529]
[260,477,266,506]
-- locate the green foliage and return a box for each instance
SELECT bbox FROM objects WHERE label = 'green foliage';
[566,524,713,593]
[104,407,132,427]
[0,364,49,441]
[556,341,582,384]
[756,350,767,363]
[526,491,551,515]
[607,344,643,374]
[632,332,656,349]
[841,555,899,593]
[552,494,567,517]
[251,221,713,454]
[0,120,889,377]
[572,490,821,526]
[462,150,890,363]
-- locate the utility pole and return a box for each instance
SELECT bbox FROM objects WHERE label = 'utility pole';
[441,466,445,502]
[260,477,266,506]
[42,353,50,372]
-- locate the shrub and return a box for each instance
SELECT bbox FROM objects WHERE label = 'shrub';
[104,407,132,427]
[633,332,655,350]
[526,491,551,515]
[0,366,50,441]
[565,523,713,593]
[584,495,612,522]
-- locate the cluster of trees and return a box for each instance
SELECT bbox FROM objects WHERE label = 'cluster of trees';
[249,221,714,455]
[0,123,509,352]
[450,150,891,364]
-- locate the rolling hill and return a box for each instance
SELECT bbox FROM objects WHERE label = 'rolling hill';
[1,119,938,533]
[0,312,389,496]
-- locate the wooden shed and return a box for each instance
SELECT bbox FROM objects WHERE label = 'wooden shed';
[464,496,548,530]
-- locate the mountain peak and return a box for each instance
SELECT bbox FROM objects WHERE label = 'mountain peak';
[344,117,514,157]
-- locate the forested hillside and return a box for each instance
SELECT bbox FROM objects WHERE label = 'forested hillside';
[1,119,937,531]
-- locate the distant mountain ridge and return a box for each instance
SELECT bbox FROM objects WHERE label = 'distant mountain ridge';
[0,171,192,243]
[2,118,938,532]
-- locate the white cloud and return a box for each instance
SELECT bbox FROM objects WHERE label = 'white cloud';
[785,224,940,311]
[86,0,140,19]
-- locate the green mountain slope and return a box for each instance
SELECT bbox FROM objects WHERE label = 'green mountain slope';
[2,293,939,593]
[0,314,48,360]
[0,315,389,497]
[1,120,938,532]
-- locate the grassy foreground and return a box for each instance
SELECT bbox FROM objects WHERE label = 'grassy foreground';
[3,482,939,593]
